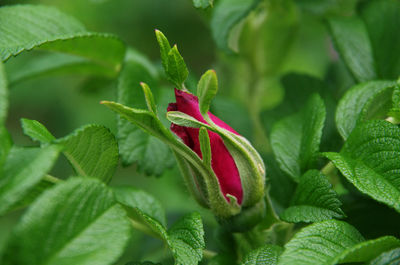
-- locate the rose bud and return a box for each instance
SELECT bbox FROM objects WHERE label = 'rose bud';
[166,71,265,219]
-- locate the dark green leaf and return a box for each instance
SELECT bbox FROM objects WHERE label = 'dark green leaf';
[0,145,60,216]
[57,125,119,183]
[328,16,376,82]
[325,120,400,213]
[360,0,400,80]
[242,244,283,265]
[1,178,132,265]
[193,0,213,9]
[0,5,125,73]
[336,80,396,140]
[21,118,55,144]
[197,69,218,116]
[113,186,166,226]
[0,61,7,124]
[278,220,364,265]
[211,0,261,52]
[370,248,400,265]
[115,50,173,175]
[271,94,325,181]
[281,170,345,223]
[166,45,188,89]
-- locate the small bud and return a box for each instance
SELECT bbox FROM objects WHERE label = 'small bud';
[167,89,266,218]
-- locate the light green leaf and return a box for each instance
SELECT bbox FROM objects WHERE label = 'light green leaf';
[116,50,173,175]
[332,236,400,264]
[0,61,7,124]
[328,16,376,82]
[281,170,344,223]
[271,94,325,181]
[193,0,213,9]
[0,5,125,73]
[1,178,132,265]
[131,211,205,265]
[57,125,119,183]
[112,186,166,226]
[325,120,400,213]
[166,45,188,89]
[278,220,364,265]
[211,0,261,52]
[242,244,283,265]
[155,30,171,73]
[370,248,400,265]
[0,145,60,216]
[197,69,218,116]
[336,80,396,140]
[21,118,55,144]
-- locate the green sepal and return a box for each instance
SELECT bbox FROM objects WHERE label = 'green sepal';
[154,29,171,72]
[199,127,211,167]
[140,82,157,114]
[166,45,189,89]
[197,69,218,116]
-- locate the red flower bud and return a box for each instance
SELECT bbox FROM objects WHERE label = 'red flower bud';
[168,89,243,204]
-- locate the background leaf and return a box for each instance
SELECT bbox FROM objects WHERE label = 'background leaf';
[193,0,213,9]
[0,5,125,75]
[281,170,344,223]
[211,0,261,52]
[0,146,60,216]
[0,62,7,125]
[370,248,400,265]
[336,80,395,140]
[21,118,55,144]
[1,178,132,265]
[57,124,119,183]
[271,94,325,181]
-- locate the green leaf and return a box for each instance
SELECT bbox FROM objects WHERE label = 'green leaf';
[370,248,400,265]
[332,236,400,264]
[1,178,132,265]
[361,0,400,80]
[242,244,283,265]
[211,0,261,52]
[0,61,7,124]
[0,5,125,73]
[0,126,12,168]
[21,118,55,144]
[278,220,364,265]
[193,0,213,9]
[197,69,218,116]
[0,145,60,216]
[131,211,205,265]
[281,170,345,223]
[57,125,119,183]
[166,111,212,130]
[336,80,396,140]
[327,16,376,82]
[112,186,166,226]
[166,45,188,89]
[115,50,173,175]
[271,94,325,181]
[325,120,400,213]
[154,30,171,73]
[199,127,211,167]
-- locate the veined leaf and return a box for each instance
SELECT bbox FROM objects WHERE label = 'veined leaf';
[132,210,205,265]
[113,186,166,226]
[281,170,344,223]
[0,5,125,73]
[21,118,55,144]
[0,61,7,124]
[242,244,283,265]
[278,220,400,265]
[336,80,396,140]
[325,120,400,213]
[211,0,261,52]
[271,94,325,181]
[116,49,174,175]
[57,124,119,183]
[1,178,132,265]
[370,248,400,265]
[0,145,60,216]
